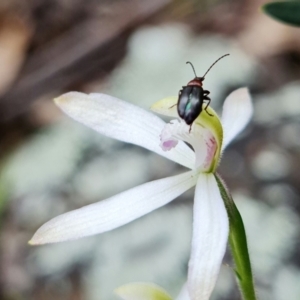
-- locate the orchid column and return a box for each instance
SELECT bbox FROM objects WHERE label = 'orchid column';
[30,88,256,300]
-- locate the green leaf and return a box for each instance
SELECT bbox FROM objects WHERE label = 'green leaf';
[215,174,257,300]
[115,283,173,300]
[262,1,300,27]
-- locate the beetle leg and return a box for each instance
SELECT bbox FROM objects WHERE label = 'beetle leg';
[189,125,192,133]
[169,103,177,109]
[203,97,214,117]
[203,90,210,96]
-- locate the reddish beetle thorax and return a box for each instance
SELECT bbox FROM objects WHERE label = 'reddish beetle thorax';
[187,77,203,87]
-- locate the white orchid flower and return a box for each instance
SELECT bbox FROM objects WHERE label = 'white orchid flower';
[29,88,252,300]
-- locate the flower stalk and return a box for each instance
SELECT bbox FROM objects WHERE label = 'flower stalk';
[215,174,257,300]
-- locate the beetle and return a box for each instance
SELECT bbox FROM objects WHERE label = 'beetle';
[177,54,229,131]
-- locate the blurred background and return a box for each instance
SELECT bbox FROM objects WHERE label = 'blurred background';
[0,0,300,299]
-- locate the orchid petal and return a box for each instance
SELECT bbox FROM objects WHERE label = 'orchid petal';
[188,173,229,300]
[54,92,195,169]
[159,119,217,171]
[115,283,172,300]
[221,88,252,150]
[29,170,197,244]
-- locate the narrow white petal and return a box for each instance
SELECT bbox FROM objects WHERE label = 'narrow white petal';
[55,92,194,169]
[188,174,229,300]
[221,88,252,149]
[29,170,197,244]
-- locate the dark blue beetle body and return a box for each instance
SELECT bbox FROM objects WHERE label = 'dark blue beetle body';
[177,55,229,127]
[177,78,209,125]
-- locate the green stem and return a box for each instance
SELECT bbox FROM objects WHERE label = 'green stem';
[215,174,257,300]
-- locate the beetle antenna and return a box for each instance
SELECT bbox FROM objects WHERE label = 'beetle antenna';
[202,54,230,79]
[186,61,197,78]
